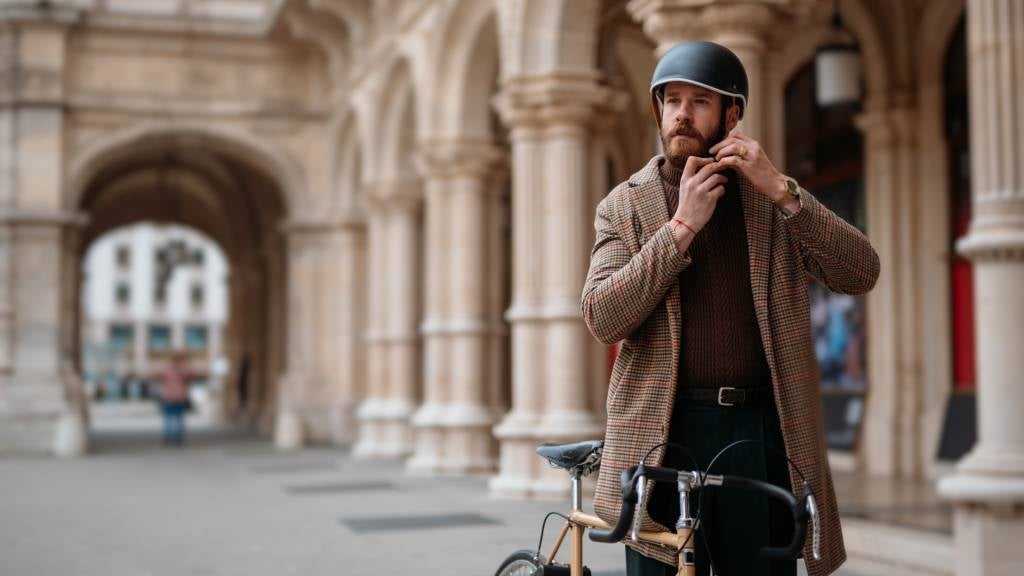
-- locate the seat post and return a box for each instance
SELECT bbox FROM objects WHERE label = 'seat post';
[571,470,583,511]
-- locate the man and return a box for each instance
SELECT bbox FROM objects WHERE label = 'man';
[581,41,879,576]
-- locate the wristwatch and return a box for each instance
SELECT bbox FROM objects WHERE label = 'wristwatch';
[774,176,801,216]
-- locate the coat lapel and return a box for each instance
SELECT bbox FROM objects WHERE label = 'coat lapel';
[627,157,682,357]
[739,175,776,375]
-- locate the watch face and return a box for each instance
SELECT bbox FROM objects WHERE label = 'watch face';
[787,179,799,197]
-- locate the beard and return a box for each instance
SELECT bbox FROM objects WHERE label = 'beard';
[661,116,728,171]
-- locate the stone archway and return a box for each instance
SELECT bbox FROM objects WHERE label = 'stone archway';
[68,127,292,449]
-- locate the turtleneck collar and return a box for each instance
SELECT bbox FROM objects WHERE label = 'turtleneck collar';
[658,156,684,191]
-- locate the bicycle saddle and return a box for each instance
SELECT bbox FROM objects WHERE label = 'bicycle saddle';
[536,439,603,471]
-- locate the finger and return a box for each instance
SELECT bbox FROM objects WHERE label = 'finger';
[682,155,713,178]
[729,129,751,142]
[717,155,746,172]
[714,143,745,161]
[708,137,736,156]
[709,185,726,199]
[697,174,728,195]
[693,160,722,182]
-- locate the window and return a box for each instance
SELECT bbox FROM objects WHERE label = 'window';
[185,325,208,350]
[109,325,134,350]
[148,325,171,351]
[190,284,204,309]
[115,283,130,306]
[116,245,131,269]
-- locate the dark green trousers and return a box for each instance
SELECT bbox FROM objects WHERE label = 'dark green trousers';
[627,399,798,576]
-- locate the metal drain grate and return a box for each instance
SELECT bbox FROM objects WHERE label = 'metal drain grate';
[340,512,500,533]
[285,481,395,495]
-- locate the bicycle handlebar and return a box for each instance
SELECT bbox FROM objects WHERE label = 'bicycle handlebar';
[588,464,814,562]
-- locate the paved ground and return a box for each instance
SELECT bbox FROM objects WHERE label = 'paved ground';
[0,403,887,576]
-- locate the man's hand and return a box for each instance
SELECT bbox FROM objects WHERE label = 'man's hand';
[710,130,792,208]
[675,155,727,233]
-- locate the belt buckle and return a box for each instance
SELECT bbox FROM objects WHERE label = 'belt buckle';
[717,387,738,407]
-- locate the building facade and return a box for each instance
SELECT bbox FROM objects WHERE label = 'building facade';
[0,0,1021,573]
[80,223,228,401]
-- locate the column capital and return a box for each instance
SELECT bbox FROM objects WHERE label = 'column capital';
[416,138,505,180]
[494,72,628,132]
[854,106,918,146]
[366,179,423,212]
[628,0,809,53]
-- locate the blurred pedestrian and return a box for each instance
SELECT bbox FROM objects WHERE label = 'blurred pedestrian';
[159,351,193,446]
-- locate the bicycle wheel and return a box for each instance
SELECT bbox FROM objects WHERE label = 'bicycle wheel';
[494,549,545,576]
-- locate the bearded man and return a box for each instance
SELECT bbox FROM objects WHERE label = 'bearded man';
[581,41,880,576]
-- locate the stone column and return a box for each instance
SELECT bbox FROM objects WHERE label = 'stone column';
[938,1,1024,573]
[273,227,316,450]
[492,76,615,497]
[439,141,503,474]
[0,11,83,455]
[325,217,367,446]
[856,105,926,479]
[355,184,421,458]
[491,109,547,497]
[628,0,791,143]
[354,197,390,457]
[381,188,421,457]
[407,162,452,474]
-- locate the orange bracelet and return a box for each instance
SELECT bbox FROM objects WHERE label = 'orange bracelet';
[671,217,697,237]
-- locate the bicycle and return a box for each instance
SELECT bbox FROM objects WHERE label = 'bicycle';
[493,439,821,576]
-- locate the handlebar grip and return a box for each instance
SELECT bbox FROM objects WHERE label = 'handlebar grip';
[719,476,808,560]
[589,467,639,543]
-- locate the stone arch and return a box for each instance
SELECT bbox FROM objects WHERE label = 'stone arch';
[377,58,417,182]
[432,0,500,140]
[68,122,305,217]
[332,110,366,218]
[499,0,601,77]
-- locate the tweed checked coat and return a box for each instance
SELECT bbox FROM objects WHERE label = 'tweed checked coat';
[581,156,879,576]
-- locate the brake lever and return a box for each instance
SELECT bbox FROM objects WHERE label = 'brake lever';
[630,471,646,542]
[806,490,821,561]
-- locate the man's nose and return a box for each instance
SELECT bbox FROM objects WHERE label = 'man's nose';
[673,102,693,125]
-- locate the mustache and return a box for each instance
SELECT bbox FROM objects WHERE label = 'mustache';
[672,124,703,139]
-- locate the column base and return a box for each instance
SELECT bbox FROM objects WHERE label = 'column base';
[439,404,496,475]
[273,409,304,450]
[490,411,541,497]
[407,402,446,474]
[53,409,88,457]
[354,398,414,459]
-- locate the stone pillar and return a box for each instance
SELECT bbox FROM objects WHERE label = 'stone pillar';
[0,11,83,455]
[355,184,421,458]
[491,112,547,497]
[938,1,1024,573]
[325,217,367,446]
[273,227,317,450]
[417,140,504,475]
[407,164,452,474]
[856,105,925,479]
[354,198,390,457]
[381,189,420,457]
[492,76,615,497]
[628,0,791,143]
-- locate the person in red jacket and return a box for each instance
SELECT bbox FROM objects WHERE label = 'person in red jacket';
[159,351,193,446]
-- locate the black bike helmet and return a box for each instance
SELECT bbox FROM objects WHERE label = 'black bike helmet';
[650,41,748,126]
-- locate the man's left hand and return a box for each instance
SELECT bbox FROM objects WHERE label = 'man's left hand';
[709,130,790,205]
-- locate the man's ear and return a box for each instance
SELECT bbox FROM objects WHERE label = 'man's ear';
[725,101,741,132]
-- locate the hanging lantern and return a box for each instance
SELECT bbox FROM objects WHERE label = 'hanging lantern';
[815,3,862,107]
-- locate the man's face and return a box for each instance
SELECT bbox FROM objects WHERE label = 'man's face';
[658,82,731,168]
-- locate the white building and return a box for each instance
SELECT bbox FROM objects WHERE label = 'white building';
[80,223,228,398]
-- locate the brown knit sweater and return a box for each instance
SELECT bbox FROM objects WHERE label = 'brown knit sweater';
[658,158,771,391]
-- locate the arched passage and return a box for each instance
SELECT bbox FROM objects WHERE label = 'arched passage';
[69,128,291,444]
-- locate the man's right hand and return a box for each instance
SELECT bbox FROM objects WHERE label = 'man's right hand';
[674,156,727,233]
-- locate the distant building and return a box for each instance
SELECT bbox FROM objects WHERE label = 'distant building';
[80,224,228,399]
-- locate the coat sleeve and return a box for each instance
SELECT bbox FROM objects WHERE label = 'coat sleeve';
[784,188,880,295]
[581,191,691,345]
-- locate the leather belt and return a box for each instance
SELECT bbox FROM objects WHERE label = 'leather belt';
[678,386,772,407]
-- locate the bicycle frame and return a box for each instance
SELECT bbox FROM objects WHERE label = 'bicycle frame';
[540,472,697,576]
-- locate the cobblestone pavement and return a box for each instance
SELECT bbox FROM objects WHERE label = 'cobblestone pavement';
[0,404,870,576]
